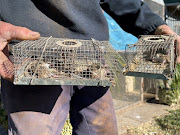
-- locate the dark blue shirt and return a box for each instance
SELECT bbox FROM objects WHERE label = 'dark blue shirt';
[0,0,165,40]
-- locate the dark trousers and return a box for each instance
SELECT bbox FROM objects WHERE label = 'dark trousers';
[1,79,118,135]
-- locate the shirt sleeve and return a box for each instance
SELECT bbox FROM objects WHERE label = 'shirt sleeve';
[100,0,166,37]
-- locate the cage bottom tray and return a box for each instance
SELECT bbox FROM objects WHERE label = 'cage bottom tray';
[125,71,169,80]
[13,78,113,86]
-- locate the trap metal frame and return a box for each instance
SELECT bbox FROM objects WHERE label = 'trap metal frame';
[13,37,117,86]
[123,35,176,80]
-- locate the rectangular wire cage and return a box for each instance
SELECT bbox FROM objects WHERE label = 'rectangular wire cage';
[123,35,176,80]
[13,37,118,86]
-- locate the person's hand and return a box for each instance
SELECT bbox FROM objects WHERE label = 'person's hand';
[154,24,180,63]
[0,21,40,82]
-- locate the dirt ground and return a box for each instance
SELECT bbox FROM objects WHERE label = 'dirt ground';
[122,121,172,135]
[115,102,180,135]
[120,106,180,135]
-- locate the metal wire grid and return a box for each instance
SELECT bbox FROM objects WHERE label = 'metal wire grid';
[123,35,176,79]
[166,17,180,34]
[13,37,117,86]
[165,5,180,35]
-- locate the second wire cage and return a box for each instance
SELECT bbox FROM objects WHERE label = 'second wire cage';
[123,35,176,80]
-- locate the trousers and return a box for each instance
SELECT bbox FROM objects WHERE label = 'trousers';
[1,79,118,135]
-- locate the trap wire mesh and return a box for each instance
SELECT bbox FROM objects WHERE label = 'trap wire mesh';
[13,37,118,86]
[123,35,176,80]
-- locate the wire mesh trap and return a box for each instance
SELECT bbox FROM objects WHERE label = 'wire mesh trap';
[123,35,176,80]
[13,37,118,86]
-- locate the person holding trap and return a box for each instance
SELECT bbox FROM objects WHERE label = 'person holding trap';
[0,0,180,135]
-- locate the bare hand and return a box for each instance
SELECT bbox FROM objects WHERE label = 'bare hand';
[0,21,40,82]
[154,24,180,63]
